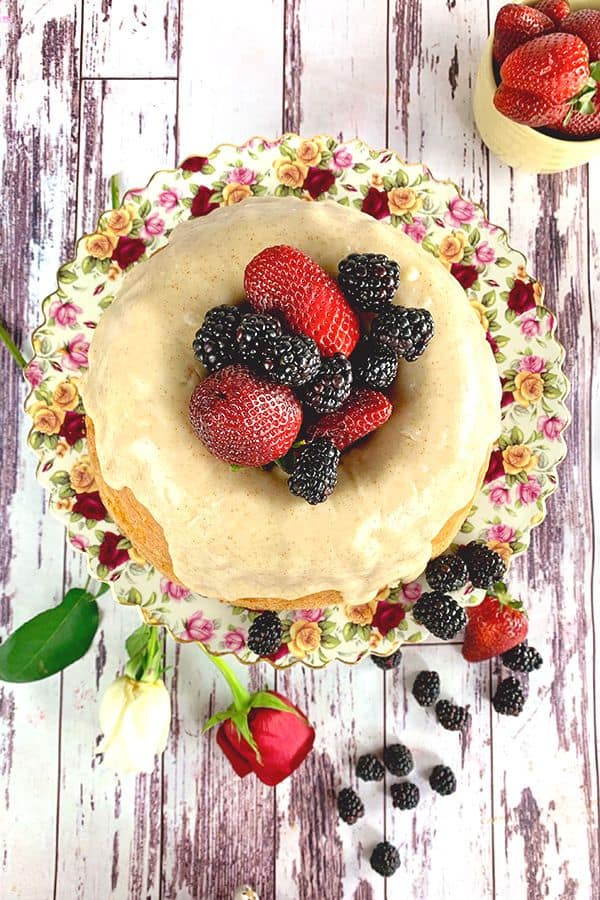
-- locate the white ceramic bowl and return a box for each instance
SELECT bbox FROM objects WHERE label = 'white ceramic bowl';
[474,0,600,173]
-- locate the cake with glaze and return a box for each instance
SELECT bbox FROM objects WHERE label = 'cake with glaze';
[81,197,501,611]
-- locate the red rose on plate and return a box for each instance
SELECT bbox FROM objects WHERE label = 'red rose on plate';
[486,331,499,356]
[72,490,106,520]
[59,411,86,445]
[362,187,390,220]
[451,262,479,290]
[181,155,208,172]
[112,236,146,269]
[484,448,504,484]
[372,600,406,636]
[508,280,535,315]
[98,531,130,570]
[303,166,336,199]
[216,690,315,786]
[191,185,219,218]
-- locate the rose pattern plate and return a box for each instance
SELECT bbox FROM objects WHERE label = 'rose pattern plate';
[24,134,569,668]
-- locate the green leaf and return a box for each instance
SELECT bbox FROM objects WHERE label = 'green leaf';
[320,634,341,649]
[95,582,110,598]
[203,707,234,732]
[495,257,511,268]
[128,587,143,605]
[469,227,480,246]
[58,265,77,284]
[395,169,408,187]
[81,255,96,275]
[352,162,369,173]
[0,589,99,682]
[138,200,151,219]
[125,623,152,659]
[249,691,300,717]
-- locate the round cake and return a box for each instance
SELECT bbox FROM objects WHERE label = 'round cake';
[81,196,501,610]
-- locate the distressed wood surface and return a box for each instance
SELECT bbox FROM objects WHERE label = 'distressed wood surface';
[1,1,599,899]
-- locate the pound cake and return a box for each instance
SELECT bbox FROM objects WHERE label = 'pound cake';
[81,196,501,610]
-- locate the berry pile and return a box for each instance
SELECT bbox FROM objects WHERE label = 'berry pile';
[492,2,600,139]
[190,246,435,503]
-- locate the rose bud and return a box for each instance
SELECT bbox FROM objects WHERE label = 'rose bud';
[98,675,171,774]
[204,652,315,786]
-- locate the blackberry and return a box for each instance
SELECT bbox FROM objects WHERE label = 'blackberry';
[371,648,403,671]
[288,438,340,505]
[458,541,507,589]
[429,765,456,796]
[302,353,353,413]
[370,841,401,877]
[412,591,467,640]
[258,334,321,387]
[384,743,414,776]
[352,339,398,390]
[435,700,470,732]
[235,313,282,363]
[337,787,364,824]
[493,676,526,716]
[390,781,420,810]
[337,252,400,312]
[371,305,435,361]
[425,554,469,593]
[501,642,543,673]
[412,670,440,707]
[356,753,385,782]
[193,304,241,372]
[247,610,282,656]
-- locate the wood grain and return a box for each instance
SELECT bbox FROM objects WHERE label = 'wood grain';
[0,0,598,898]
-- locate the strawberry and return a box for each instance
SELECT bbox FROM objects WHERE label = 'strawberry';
[562,10,600,61]
[500,32,589,102]
[493,4,555,67]
[530,0,571,26]
[244,245,360,357]
[555,102,600,138]
[462,590,528,663]
[307,388,392,451]
[493,83,569,126]
[189,364,302,466]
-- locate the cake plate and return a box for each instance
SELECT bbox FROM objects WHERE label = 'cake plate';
[24,134,569,668]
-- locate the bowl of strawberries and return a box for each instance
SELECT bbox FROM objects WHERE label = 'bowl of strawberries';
[474,0,600,173]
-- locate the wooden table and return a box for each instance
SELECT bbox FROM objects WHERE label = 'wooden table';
[1,2,598,898]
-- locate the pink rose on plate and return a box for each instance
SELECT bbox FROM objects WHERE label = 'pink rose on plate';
[158,189,180,211]
[25,359,43,388]
[520,315,542,338]
[519,354,545,373]
[517,475,542,505]
[70,534,89,552]
[224,630,246,652]
[141,212,166,239]
[446,197,476,227]
[538,415,565,440]
[487,523,516,543]
[332,147,353,168]
[63,333,89,370]
[49,299,83,327]
[226,167,256,185]
[403,217,427,243]
[294,607,323,622]
[402,581,422,602]
[475,241,496,265]
[160,577,190,601]
[184,611,215,643]
[489,485,510,507]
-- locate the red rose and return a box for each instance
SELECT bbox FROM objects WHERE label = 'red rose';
[362,187,390,220]
[451,263,479,290]
[181,155,208,172]
[59,411,86,445]
[303,166,336,199]
[484,449,504,484]
[216,690,315,786]
[98,530,130,570]
[72,490,106,520]
[112,236,146,269]
[372,600,406,636]
[485,331,499,356]
[507,280,535,315]
[191,185,219,217]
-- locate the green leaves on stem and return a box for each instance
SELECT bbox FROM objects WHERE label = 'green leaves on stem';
[124,624,164,683]
[0,584,108,682]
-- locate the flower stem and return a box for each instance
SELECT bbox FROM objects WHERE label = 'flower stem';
[200,645,251,711]
[110,173,120,210]
[0,321,27,370]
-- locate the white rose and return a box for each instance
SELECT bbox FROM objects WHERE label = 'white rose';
[233,888,260,900]
[98,675,171,774]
